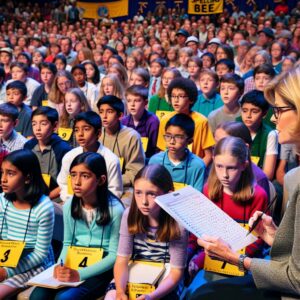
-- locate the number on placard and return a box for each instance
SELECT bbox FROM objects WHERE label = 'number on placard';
[78,256,88,268]
[62,133,67,138]
[1,249,10,263]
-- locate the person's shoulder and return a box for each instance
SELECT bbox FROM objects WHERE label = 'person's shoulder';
[62,146,82,161]
[145,110,159,122]
[15,131,28,142]
[208,106,223,119]
[98,143,119,162]
[120,124,141,139]
[26,77,40,87]
[188,151,205,168]
[190,111,208,123]
[109,194,125,213]
[148,151,164,164]
[253,184,268,199]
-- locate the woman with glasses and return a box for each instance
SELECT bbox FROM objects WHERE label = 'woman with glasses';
[188,66,300,300]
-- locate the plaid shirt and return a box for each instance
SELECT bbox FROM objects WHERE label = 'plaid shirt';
[1,130,27,152]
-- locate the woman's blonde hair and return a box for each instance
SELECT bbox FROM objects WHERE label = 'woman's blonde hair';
[207,136,254,202]
[60,88,91,128]
[264,66,300,139]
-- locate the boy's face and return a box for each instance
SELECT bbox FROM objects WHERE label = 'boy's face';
[72,69,86,87]
[126,94,146,119]
[171,88,193,114]
[40,68,55,85]
[98,104,121,130]
[241,103,264,132]
[188,61,200,78]
[11,66,26,81]
[216,63,231,78]
[254,73,272,92]
[74,120,99,149]
[6,88,24,107]
[220,82,241,106]
[150,62,162,77]
[0,115,16,139]
[32,114,56,143]
[165,125,190,154]
[199,74,217,97]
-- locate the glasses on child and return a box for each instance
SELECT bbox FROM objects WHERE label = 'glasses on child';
[163,134,187,143]
[170,94,188,100]
[271,105,296,119]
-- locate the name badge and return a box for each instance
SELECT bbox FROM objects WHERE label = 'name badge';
[119,157,124,171]
[67,175,73,195]
[42,100,48,107]
[188,143,193,152]
[251,156,260,166]
[66,246,103,270]
[141,137,149,152]
[173,182,187,191]
[127,283,155,300]
[203,224,249,276]
[58,128,73,141]
[155,110,169,121]
[42,173,51,187]
[0,240,26,267]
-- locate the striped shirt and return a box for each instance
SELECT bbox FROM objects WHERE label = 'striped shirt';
[0,194,54,277]
[1,130,27,153]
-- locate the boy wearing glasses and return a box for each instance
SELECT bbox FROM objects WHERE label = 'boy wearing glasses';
[157,77,214,166]
[149,113,206,192]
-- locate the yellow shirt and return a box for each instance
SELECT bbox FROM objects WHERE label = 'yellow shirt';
[156,111,215,158]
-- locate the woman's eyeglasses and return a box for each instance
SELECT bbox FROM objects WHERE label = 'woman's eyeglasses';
[271,105,296,119]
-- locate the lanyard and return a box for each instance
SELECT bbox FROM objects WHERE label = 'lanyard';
[103,129,121,157]
[0,201,32,243]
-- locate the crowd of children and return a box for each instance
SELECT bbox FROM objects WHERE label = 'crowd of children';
[0,0,299,298]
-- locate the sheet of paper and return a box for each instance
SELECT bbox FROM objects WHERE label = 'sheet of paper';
[155,186,257,251]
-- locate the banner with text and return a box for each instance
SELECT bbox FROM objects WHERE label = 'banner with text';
[188,0,224,14]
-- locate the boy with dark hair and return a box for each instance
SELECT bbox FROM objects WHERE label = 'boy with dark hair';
[31,62,57,109]
[121,85,159,158]
[215,58,235,79]
[208,73,244,133]
[6,80,33,137]
[24,106,71,200]
[97,95,145,188]
[0,102,27,152]
[157,77,214,166]
[57,110,123,201]
[240,90,278,180]
[148,57,166,99]
[149,113,206,192]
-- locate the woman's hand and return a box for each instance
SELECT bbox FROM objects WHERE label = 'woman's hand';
[197,235,239,265]
[249,211,277,246]
[0,268,7,282]
[53,265,80,282]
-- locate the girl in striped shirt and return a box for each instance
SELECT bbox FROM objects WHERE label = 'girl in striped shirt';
[0,149,54,299]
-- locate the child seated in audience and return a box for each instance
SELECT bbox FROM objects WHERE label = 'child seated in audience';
[215,58,235,79]
[240,90,278,180]
[57,111,123,202]
[6,80,33,137]
[97,95,145,189]
[31,62,57,110]
[0,103,27,152]
[178,47,193,78]
[128,67,150,88]
[157,77,214,166]
[121,85,159,158]
[149,113,206,192]
[24,106,72,201]
[208,74,244,133]
[148,58,166,99]
[192,69,223,117]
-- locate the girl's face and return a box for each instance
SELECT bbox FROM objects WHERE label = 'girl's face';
[202,55,213,69]
[179,52,189,67]
[65,93,82,118]
[126,57,136,71]
[70,163,99,202]
[253,54,266,68]
[1,160,26,197]
[57,76,71,94]
[134,178,163,218]
[150,62,162,77]
[216,47,226,61]
[84,64,95,80]
[72,69,86,87]
[282,59,294,73]
[254,73,272,91]
[167,49,176,62]
[214,153,246,194]
[32,52,43,65]
[102,78,114,95]
[55,59,66,71]
[161,71,175,90]
[40,68,54,85]
[77,50,85,62]
[188,61,200,78]
[271,43,282,60]
[129,73,146,87]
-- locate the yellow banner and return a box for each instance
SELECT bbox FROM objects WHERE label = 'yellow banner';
[77,1,128,19]
[188,0,224,15]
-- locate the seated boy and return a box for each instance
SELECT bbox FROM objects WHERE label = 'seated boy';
[208,74,244,133]
[240,90,278,180]
[24,106,72,201]
[192,69,223,117]
[0,102,27,152]
[149,113,206,192]
[215,58,235,79]
[121,85,159,158]
[157,77,214,166]
[97,95,145,187]
[6,80,33,137]
[57,111,123,201]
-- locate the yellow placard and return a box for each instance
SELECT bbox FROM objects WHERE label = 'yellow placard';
[42,173,51,187]
[204,224,249,276]
[127,283,155,300]
[188,143,193,151]
[188,0,224,15]
[155,110,170,121]
[173,182,187,191]
[65,246,103,270]
[141,137,149,152]
[58,128,73,141]
[251,156,260,166]
[67,175,74,195]
[0,240,25,267]
[42,100,48,106]
[119,157,124,171]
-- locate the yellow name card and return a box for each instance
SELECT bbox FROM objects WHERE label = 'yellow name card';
[127,283,155,300]
[42,173,51,187]
[119,157,124,171]
[155,110,170,121]
[251,156,260,166]
[141,137,149,153]
[42,100,48,107]
[58,128,73,141]
[67,175,73,195]
[66,246,103,270]
[0,240,25,267]
[173,182,187,191]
